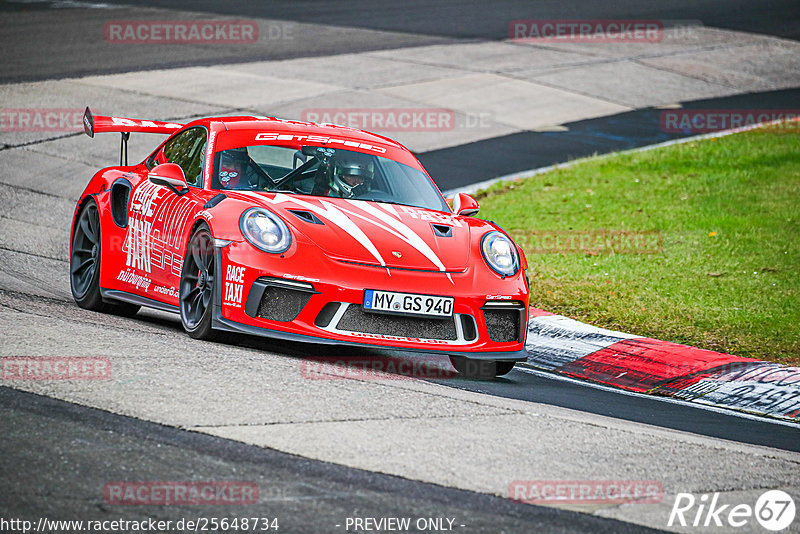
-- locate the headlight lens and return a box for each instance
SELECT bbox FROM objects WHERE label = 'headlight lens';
[240,207,291,253]
[481,231,519,276]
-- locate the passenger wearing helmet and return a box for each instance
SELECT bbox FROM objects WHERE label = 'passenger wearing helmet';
[329,153,375,199]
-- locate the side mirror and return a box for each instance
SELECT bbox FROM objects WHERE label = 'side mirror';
[149,163,188,196]
[451,192,479,216]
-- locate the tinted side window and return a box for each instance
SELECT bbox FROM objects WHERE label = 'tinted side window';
[163,127,207,187]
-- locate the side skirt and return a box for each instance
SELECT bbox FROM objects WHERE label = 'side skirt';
[100,288,179,314]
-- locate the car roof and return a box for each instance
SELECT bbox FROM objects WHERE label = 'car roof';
[185,115,405,150]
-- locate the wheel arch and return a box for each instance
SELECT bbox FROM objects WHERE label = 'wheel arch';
[70,194,100,256]
[183,217,214,256]
[71,167,126,253]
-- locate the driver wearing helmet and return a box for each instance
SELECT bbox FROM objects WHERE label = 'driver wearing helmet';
[328,153,375,199]
[219,147,257,190]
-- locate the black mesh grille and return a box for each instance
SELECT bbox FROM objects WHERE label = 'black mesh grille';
[483,309,520,343]
[256,286,311,322]
[337,306,457,340]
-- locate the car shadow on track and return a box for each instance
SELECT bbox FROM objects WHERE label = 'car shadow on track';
[131,307,501,382]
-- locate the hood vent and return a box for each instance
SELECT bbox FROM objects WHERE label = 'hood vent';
[432,224,453,237]
[289,210,324,225]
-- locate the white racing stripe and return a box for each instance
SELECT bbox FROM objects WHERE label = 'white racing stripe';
[338,204,455,283]
[242,191,454,280]
[378,203,401,218]
[338,206,414,245]
[350,200,447,273]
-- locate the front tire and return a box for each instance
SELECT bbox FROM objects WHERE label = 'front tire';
[180,224,220,340]
[70,198,140,316]
[494,361,516,377]
[449,356,516,379]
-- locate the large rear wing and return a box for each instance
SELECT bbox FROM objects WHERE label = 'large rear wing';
[83,107,184,137]
[83,107,185,165]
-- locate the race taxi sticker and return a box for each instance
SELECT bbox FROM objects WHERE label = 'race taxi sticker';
[224,264,246,307]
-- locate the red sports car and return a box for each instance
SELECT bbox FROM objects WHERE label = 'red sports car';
[70,108,529,377]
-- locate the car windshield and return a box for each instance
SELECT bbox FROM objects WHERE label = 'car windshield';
[211,144,449,212]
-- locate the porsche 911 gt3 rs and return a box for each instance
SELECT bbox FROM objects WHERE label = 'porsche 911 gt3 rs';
[70,108,529,377]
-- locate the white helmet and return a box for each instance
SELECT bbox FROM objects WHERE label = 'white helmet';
[330,154,374,198]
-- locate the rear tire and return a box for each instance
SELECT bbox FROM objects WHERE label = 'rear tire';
[449,356,516,379]
[180,224,221,340]
[70,198,140,316]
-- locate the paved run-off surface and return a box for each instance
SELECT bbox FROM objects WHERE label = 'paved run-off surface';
[1,288,799,532]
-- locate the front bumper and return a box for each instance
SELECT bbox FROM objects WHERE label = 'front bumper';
[213,240,529,361]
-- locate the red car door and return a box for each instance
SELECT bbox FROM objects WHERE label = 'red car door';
[123,127,208,305]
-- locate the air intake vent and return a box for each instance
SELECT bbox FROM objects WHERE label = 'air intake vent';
[110,180,131,228]
[203,193,227,209]
[256,286,312,322]
[244,277,317,321]
[315,302,341,328]
[432,224,453,237]
[289,210,323,225]
[460,314,478,341]
[481,301,526,343]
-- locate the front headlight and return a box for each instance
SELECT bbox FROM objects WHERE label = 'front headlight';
[240,207,291,253]
[481,231,519,277]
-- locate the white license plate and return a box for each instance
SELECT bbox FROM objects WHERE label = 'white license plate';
[363,290,454,318]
